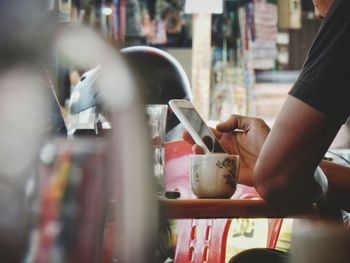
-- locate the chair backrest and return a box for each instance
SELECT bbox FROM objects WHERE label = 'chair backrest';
[164,140,283,263]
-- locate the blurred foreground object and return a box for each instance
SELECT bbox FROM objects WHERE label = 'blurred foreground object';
[0,0,158,261]
[25,139,108,262]
[0,0,55,261]
[291,221,350,263]
[30,27,158,262]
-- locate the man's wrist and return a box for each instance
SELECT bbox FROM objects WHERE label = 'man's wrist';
[315,166,343,220]
[315,166,329,202]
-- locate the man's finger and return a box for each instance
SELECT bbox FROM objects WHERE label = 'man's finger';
[193,144,205,154]
[211,128,222,139]
[216,115,255,132]
[182,130,196,145]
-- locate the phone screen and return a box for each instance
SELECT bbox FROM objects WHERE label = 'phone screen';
[180,108,226,153]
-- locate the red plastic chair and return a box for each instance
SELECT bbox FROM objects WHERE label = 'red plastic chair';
[164,140,283,263]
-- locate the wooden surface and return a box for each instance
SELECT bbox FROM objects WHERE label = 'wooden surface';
[159,199,318,219]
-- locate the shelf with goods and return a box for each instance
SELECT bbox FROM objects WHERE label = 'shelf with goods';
[65,0,279,123]
[209,0,319,125]
[210,0,279,123]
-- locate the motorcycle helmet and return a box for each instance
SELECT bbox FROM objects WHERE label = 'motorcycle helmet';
[121,46,192,133]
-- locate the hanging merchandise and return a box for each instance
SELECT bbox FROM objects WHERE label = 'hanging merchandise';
[184,0,223,14]
[253,0,278,69]
[119,0,126,43]
[112,0,120,41]
[110,0,126,43]
[210,3,250,122]
[58,0,72,23]
[100,1,111,39]
[238,1,255,114]
[238,0,278,69]
[154,17,168,44]
[211,48,229,121]
[230,45,248,117]
[140,0,158,44]
[210,44,247,121]
[140,13,167,45]
[141,9,156,43]
[278,0,302,29]
[125,0,143,36]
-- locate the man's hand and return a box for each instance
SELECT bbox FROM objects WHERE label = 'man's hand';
[183,115,270,186]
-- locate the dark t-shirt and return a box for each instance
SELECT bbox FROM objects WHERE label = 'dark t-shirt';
[289,0,350,124]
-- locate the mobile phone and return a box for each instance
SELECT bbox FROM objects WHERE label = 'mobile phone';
[169,99,227,153]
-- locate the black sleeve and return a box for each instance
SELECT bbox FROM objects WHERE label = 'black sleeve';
[289,0,350,124]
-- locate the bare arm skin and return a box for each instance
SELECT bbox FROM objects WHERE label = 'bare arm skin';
[253,95,342,205]
[319,160,350,211]
[183,96,350,210]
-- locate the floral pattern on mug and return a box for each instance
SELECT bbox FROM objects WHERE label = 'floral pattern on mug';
[216,158,237,188]
[192,163,200,183]
[216,158,237,169]
[223,171,236,188]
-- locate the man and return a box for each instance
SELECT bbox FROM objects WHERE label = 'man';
[184,0,349,261]
[185,0,350,211]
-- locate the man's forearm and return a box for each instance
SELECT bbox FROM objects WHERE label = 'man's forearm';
[320,160,350,211]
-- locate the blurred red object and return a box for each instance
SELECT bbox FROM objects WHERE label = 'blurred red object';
[164,140,283,262]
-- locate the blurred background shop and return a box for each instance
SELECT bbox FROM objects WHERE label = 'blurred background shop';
[56,0,349,148]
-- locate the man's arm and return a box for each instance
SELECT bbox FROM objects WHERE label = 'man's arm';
[253,95,343,205]
[320,160,350,211]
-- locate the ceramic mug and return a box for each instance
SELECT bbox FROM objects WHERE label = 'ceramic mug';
[190,154,239,198]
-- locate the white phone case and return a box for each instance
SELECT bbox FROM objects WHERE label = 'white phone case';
[169,99,226,154]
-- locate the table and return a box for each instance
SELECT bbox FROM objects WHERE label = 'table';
[159,199,318,219]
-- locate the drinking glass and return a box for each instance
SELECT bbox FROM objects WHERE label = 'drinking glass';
[146,104,168,197]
